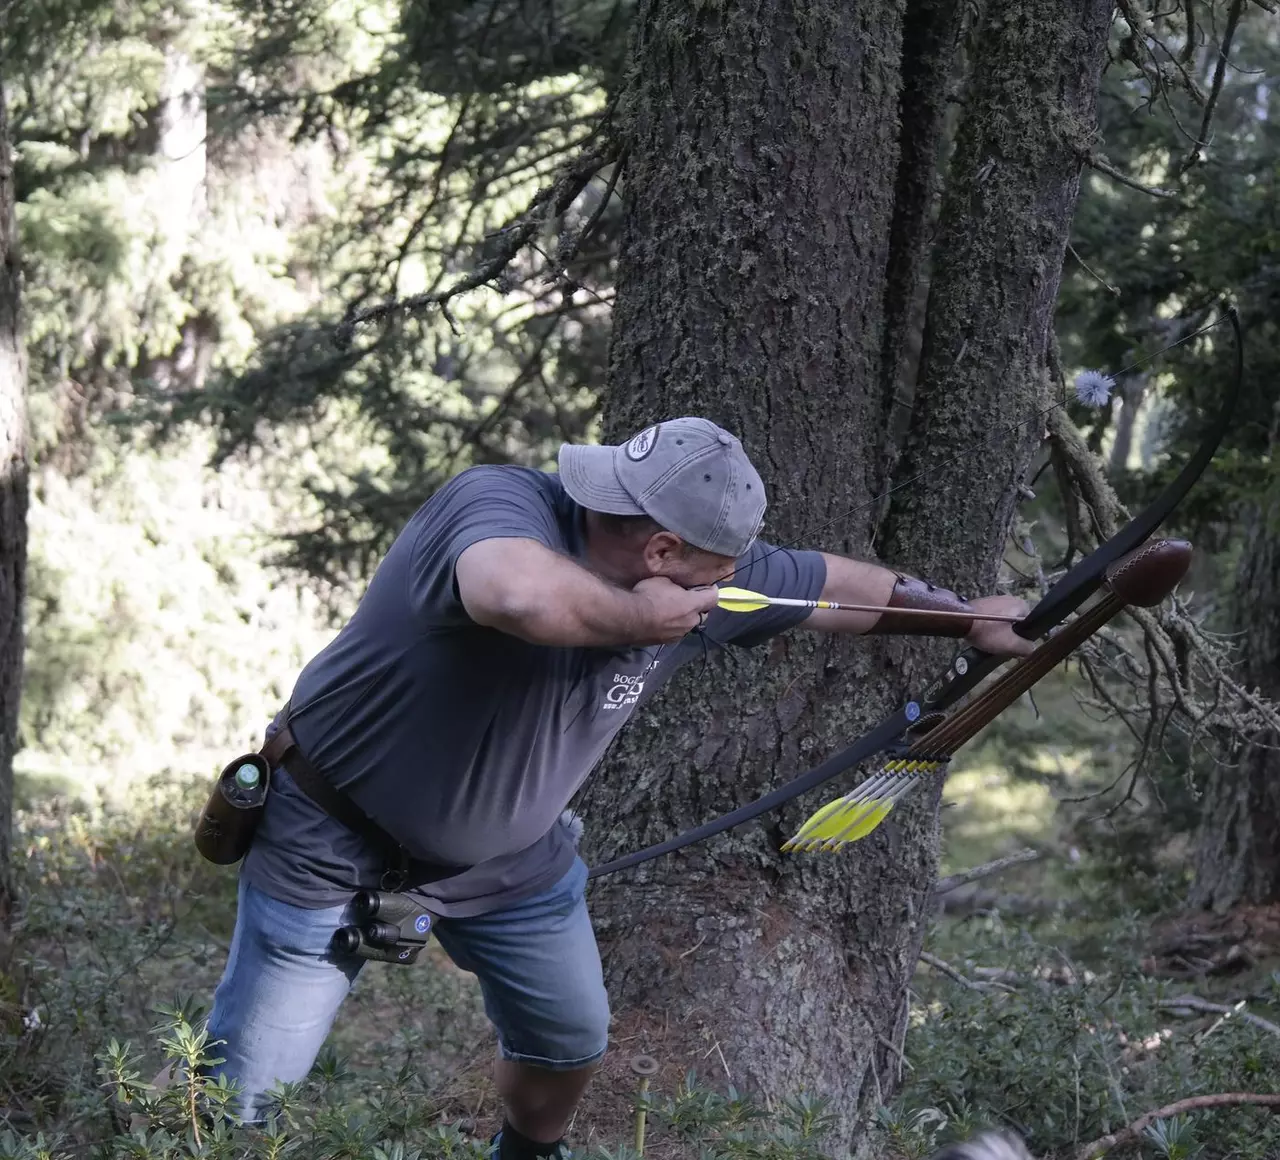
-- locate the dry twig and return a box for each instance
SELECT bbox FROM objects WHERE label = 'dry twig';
[1174,0,1247,177]
[1154,994,1280,1038]
[934,848,1043,895]
[1074,1092,1280,1159]
[1086,154,1178,200]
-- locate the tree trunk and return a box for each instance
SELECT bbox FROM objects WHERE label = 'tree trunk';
[1190,437,1280,911]
[876,0,966,481]
[0,69,30,920]
[1107,374,1147,477]
[579,1,1113,1153]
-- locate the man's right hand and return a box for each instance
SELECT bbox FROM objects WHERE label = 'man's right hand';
[632,577,720,643]
[459,538,722,649]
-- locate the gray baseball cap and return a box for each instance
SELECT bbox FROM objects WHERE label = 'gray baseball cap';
[558,417,767,558]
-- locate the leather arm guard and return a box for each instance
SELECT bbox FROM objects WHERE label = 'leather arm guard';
[865,574,974,637]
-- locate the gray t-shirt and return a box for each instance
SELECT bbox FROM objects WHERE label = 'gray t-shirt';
[243,464,827,917]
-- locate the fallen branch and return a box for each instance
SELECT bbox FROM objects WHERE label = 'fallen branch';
[934,847,1043,895]
[918,951,983,990]
[1154,995,1280,1038]
[917,951,1013,993]
[1074,1092,1280,1159]
[972,963,1095,987]
[934,887,1067,918]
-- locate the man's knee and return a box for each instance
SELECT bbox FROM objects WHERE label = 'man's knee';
[554,982,612,1064]
[497,979,611,1070]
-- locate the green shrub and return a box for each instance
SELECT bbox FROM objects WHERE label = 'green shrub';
[892,915,1280,1159]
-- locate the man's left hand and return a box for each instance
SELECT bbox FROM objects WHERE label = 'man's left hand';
[963,595,1035,657]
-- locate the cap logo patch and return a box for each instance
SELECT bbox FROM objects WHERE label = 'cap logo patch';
[625,424,660,461]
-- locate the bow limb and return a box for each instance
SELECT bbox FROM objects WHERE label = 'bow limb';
[585,708,915,879]
[915,305,1241,719]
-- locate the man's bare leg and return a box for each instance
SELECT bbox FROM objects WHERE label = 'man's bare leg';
[495,1056,599,1143]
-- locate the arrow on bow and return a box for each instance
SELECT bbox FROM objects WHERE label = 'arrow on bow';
[586,305,1243,881]
[714,585,1022,624]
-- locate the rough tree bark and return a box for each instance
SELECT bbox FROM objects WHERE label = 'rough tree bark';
[0,69,30,919]
[578,0,1113,1152]
[1190,438,1280,911]
[876,0,965,483]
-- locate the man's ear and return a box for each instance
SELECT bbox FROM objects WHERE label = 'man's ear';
[642,531,686,574]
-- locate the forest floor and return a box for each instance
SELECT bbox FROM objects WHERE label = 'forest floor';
[6,693,1280,1158]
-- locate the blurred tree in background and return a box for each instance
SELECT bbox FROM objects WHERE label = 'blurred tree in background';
[0,54,28,915]
[154,0,626,582]
[7,0,349,801]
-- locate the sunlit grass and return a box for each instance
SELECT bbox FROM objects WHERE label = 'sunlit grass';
[940,758,1059,871]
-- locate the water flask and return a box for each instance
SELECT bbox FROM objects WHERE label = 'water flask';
[193,752,271,864]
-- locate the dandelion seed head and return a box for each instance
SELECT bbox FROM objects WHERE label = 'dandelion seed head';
[1074,369,1115,407]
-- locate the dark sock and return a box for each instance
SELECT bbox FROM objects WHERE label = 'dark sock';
[497,1119,567,1160]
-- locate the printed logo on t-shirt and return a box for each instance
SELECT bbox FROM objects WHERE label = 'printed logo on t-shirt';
[602,654,662,711]
[625,424,660,461]
[605,673,646,707]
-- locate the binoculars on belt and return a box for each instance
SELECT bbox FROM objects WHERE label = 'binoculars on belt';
[332,890,434,965]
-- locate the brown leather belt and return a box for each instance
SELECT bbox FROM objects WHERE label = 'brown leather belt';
[262,718,417,889]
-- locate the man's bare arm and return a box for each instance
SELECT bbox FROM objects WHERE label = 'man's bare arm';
[456,538,716,647]
[802,552,1033,657]
[802,554,897,633]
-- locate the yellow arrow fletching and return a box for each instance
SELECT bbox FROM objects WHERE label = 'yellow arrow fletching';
[716,585,772,613]
[788,797,880,846]
[820,798,886,846]
[785,770,939,853]
[780,801,846,851]
[821,801,895,849]
[788,795,852,839]
[782,753,952,854]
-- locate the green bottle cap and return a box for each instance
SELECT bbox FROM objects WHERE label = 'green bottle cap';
[234,763,260,789]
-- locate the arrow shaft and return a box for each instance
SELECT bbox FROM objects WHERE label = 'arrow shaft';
[719,591,1020,624]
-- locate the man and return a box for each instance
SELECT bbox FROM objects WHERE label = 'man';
[204,417,1033,1159]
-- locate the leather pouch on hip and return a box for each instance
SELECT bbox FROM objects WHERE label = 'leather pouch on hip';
[193,753,272,865]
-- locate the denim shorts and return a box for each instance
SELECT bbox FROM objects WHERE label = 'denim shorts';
[205,856,610,1121]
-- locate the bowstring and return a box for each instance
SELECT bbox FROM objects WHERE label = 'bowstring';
[711,311,1234,590]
